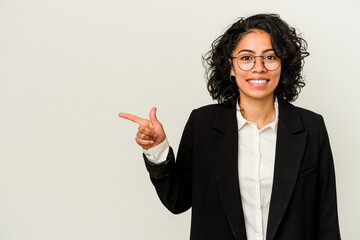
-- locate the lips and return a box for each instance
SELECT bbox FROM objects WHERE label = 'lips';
[246,79,269,87]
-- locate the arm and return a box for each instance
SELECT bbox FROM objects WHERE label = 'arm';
[119,108,195,214]
[143,110,195,214]
[317,115,341,239]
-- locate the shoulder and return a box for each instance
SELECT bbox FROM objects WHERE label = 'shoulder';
[282,101,326,131]
[296,105,323,122]
[183,103,235,131]
[195,103,226,113]
[191,103,233,119]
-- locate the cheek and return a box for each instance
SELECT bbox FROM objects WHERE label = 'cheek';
[234,70,248,80]
[275,73,281,82]
[273,68,282,83]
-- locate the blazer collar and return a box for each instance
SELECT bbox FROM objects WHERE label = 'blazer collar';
[210,100,307,240]
[276,100,304,134]
[266,100,307,240]
[211,104,236,134]
[211,105,247,240]
[210,99,301,134]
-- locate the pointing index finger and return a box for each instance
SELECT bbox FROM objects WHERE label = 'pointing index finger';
[119,112,147,125]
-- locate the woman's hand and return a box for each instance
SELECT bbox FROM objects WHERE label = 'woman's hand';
[119,107,166,150]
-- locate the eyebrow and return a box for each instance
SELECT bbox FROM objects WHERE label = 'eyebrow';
[238,48,275,54]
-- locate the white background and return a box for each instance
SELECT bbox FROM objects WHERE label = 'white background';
[0,0,359,239]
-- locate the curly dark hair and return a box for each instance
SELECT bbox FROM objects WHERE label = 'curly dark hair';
[203,13,309,106]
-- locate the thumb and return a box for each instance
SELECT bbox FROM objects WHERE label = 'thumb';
[149,107,160,124]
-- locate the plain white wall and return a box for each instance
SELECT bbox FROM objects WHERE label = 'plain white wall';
[0,0,359,239]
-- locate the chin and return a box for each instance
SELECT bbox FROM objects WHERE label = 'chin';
[241,91,275,101]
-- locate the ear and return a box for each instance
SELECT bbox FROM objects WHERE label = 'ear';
[229,59,235,76]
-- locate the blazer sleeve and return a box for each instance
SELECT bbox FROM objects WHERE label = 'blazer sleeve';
[142,110,196,214]
[316,115,341,239]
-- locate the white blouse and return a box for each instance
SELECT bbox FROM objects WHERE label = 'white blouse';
[236,98,278,240]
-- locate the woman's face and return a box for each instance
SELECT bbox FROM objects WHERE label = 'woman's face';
[230,30,281,103]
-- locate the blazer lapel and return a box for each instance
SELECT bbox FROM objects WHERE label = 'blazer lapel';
[266,101,307,240]
[211,106,247,240]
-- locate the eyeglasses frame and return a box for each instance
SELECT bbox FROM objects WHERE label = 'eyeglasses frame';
[230,53,281,71]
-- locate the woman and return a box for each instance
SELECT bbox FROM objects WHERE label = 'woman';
[119,14,341,240]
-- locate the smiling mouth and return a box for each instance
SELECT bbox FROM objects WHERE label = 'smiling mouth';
[247,79,269,83]
[246,79,269,87]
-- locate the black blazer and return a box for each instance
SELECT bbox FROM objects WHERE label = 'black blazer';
[144,100,341,240]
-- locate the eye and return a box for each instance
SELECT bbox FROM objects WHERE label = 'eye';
[264,54,277,60]
[239,54,254,61]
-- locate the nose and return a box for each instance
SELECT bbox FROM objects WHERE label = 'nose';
[252,56,266,72]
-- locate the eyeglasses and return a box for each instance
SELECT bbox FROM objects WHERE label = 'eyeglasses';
[230,53,281,71]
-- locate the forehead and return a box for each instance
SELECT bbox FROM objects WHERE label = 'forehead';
[234,30,273,52]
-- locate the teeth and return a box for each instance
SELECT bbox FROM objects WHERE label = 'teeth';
[248,80,267,83]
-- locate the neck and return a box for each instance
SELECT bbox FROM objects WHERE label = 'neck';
[239,94,276,130]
